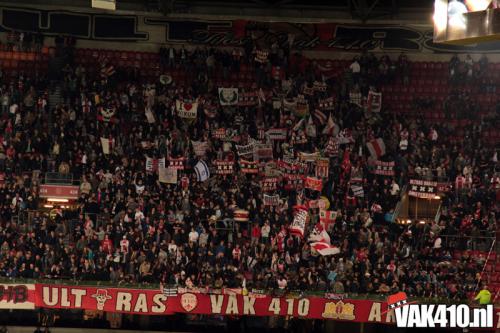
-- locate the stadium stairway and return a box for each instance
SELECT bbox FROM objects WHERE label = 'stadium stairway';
[48,84,63,110]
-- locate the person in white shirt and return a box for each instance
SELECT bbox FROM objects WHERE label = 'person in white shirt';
[350,57,361,83]
[188,227,199,243]
[261,221,271,244]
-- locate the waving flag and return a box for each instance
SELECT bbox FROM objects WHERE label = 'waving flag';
[308,223,330,244]
[366,138,386,159]
[194,160,210,182]
[319,210,337,229]
[311,242,340,256]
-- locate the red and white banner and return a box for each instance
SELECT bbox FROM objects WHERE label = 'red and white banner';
[372,160,395,176]
[238,91,258,106]
[260,177,280,192]
[318,97,335,111]
[212,128,227,140]
[324,137,339,156]
[253,144,273,161]
[36,284,174,315]
[146,157,166,173]
[283,174,304,190]
[366,138,386,159]
[233,209,249,222]
[408,179,438,199]
[315,158,329,178]
[304,177,323,192]
[0,284,35,309]
[239,159,259,174]
[0,283,494,327]
[168,157,187,170]
[263,194,280,206]
[265,128,288,141]
[290,205,309,238]
[214,160,234,175]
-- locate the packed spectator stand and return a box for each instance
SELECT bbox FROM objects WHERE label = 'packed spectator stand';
[0,34,497,307]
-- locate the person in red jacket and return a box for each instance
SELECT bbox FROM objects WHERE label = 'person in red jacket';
[251,223,261,246]
[101,234,113,254]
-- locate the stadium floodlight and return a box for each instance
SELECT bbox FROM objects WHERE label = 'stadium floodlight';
[92,0,116,10]
[434,0,500,44]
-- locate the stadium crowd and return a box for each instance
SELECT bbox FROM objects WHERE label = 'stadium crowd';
[0,37,497,303]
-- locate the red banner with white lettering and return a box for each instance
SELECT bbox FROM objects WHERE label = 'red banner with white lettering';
[26,284,500,328]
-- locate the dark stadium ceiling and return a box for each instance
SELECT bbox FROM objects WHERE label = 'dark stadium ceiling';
[9,0,435,22]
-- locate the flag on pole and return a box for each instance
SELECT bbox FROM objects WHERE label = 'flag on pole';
[194,160,210,182]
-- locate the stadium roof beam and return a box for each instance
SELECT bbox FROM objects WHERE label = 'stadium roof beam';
[348,0,399,22]
[1,0,432,24]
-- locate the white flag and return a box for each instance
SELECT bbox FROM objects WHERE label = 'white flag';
[194,160,210,182]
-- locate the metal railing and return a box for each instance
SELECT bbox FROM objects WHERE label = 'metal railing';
[440,234,496,252]
[44,172,76,185]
